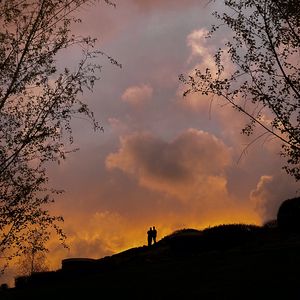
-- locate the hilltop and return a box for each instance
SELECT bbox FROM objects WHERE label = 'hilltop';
[1,223,300,299]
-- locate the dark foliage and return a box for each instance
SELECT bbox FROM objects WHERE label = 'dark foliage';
[160,224,265,254]
[277,197,300,233]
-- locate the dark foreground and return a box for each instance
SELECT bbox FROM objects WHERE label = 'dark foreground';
[1,225,300,299]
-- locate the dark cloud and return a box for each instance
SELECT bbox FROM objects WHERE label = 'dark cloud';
[106,129,231,201]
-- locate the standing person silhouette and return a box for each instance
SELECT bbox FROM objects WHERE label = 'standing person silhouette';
[147,227,153,246]
[152,226,157,244]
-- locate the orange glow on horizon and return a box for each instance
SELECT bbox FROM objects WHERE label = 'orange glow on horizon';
[45,205,261,273]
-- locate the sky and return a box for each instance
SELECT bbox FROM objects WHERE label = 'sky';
[3,0,300,285]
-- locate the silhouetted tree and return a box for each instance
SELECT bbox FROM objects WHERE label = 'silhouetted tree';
[181,0,300,179]
[0,0,119,272]
[277,197,300,233]
[17,229,49,276]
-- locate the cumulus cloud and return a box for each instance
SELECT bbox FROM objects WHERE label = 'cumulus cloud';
[183,24,279,144]
[49,210,132,266]
[250,172,300,222]
[121,84,153,106]
[186,27,234,72]
[106,129,231,202]
[187,29,211,61]
[178,28,223,112]
[66,238,113,259]
[64,211,126,258]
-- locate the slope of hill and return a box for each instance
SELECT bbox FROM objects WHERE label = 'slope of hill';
[1,224,300,299]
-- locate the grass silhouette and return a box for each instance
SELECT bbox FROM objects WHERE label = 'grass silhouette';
[1,223,300,299]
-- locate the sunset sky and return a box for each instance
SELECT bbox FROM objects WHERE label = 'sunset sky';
[4,0,300,283]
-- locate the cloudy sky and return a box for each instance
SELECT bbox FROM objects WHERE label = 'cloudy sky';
[7,0,299,279]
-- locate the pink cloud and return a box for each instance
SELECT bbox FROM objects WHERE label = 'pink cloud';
[121,84,153,106]
[130,0,202,11]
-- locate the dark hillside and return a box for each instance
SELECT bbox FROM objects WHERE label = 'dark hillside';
[2,224,300,299]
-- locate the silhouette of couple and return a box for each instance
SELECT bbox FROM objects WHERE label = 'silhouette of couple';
[147,226,157,246]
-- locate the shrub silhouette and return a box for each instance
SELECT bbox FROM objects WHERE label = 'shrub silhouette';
[0,284,8,291]
[200,224,263,250]
[277,197,300,233]
[263,219,277,229]
[160,224,264,254]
